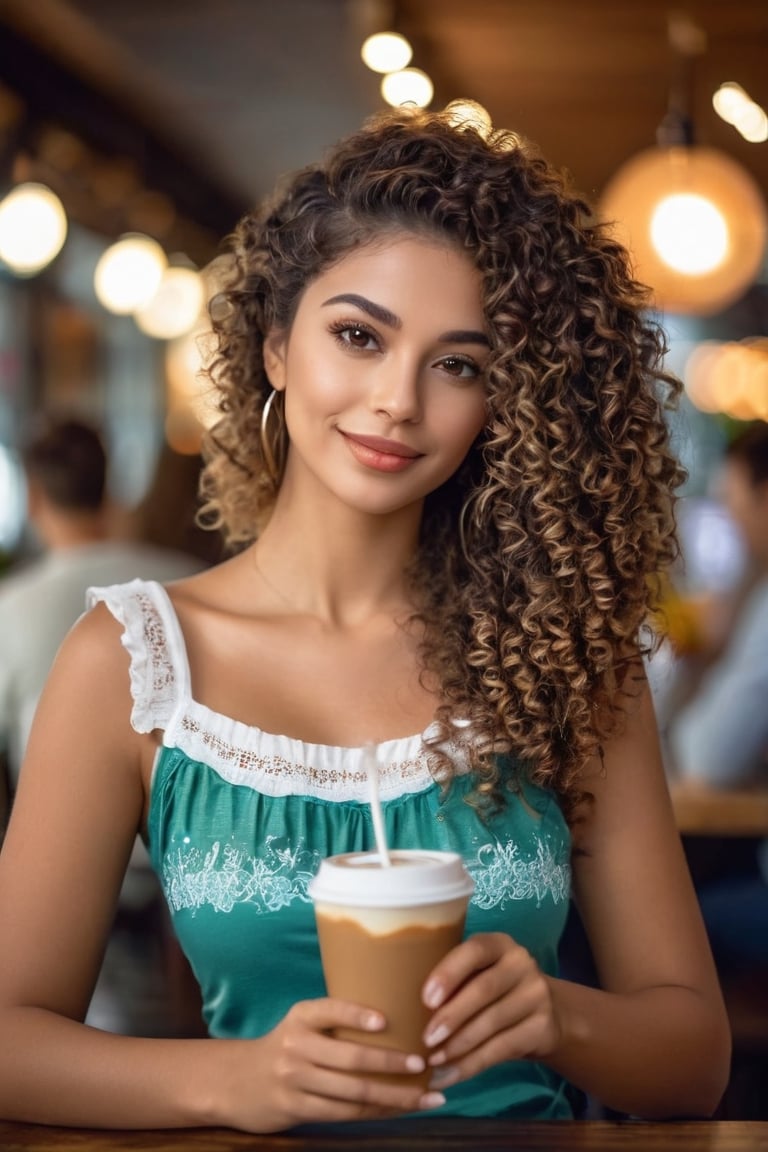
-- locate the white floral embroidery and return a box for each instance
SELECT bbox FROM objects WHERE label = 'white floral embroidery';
[163,836,321,915]
[467,838,571,909]
[162,833,570,915]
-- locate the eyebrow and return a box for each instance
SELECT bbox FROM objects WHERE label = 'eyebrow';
[322,293,490,347]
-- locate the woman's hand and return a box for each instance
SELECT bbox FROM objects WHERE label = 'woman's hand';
[229,997,446,1132]
[420,933,561,1090]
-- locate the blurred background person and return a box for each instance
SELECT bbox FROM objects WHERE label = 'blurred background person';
[668,420,768,973]
[0,416,203,800]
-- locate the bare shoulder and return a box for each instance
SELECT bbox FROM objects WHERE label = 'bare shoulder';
[25,598,147,778]
[48,597,134,690]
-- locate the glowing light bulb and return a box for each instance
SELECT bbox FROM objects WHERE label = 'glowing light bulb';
[381,68,433,108]
[712,82,750,125]
[735,102,768,144]
[712,82,768,143]
[444,99,492,136]
[600,144,767,315]
[361,32,412,73]
[650,193,728,275]
[0,183,67,275]
[94,234,167,314]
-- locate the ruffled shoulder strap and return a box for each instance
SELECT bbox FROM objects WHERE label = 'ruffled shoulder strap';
[86,578,191,734]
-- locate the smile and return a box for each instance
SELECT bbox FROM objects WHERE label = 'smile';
[339,431,423,473]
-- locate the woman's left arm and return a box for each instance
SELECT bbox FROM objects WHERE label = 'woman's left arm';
[422,669,731,1118]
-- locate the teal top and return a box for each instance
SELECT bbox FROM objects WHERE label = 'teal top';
[90,579,575,1119]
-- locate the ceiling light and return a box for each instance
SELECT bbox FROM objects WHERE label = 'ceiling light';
[444,99,492,137]
[649,193,728,275]
[685,340,768,421]
[733,102,768,144]
[0,182,67,275]
[603,18,768,315]
[600,145,768,316]
[713,81,768,142]
[381,68,433,109]
[361,31,412,73]
[94,234,167,315]
[712,82,750,125]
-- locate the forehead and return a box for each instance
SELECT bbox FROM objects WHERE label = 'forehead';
[300,232,485,316]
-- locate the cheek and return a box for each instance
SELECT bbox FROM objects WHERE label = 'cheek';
[445,396,487,457]
[288,346,354,408]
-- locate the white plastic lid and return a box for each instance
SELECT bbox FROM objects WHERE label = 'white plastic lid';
[308,849,474,908]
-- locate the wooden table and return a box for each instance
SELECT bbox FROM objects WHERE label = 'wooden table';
[670,783,768,838]
[1,1120,767,1151]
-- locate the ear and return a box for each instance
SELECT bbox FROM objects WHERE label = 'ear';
[263,328,288,392]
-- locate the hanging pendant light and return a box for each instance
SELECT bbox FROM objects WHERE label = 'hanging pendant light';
[600,143,767,316]
[94,233,167,315]
[0,182,67,275]
[598,16,768,317]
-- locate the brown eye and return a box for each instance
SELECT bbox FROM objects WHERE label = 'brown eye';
[346,325,374,348]
[329,320,380,352]
[438,355,480,379]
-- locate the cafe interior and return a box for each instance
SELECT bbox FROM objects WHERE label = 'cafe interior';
[1,0,767,1136]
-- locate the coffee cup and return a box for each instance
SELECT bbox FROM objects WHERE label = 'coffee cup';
[308,849,474,1088]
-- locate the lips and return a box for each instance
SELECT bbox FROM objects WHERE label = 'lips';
[339,430,424,473]
[340,431,422,459]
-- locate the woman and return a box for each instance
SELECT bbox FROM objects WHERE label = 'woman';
[0,104,730,1132]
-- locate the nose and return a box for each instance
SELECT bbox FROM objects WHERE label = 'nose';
[369,355,422,423]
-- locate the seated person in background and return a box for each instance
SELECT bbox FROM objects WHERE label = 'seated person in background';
[0,416,201,794]
[669,420,768,971]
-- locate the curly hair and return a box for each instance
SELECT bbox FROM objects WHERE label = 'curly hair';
[199,104,685,822]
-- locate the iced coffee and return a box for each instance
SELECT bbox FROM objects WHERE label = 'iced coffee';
[309,849,474,1088]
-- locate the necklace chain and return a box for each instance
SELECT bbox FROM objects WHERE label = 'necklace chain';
[253,553,298,611]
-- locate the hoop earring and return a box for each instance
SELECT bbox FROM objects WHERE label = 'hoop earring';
[458,496,475,566]
[260,389,286,486]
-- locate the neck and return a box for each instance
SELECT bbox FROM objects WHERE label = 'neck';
[251,496,423,627]
[34,508,107,551]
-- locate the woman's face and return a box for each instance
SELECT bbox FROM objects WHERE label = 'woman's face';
[264,233,490,519]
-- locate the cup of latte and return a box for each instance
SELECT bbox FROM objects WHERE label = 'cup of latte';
[309,849,474,1088]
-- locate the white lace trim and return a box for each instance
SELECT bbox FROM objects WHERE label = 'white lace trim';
[172,702,440,800]
[88,579,185,734]
[90,578,465,801]
[162,833,571,915]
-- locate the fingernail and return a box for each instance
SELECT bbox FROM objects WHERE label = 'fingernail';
[423,980,444,1009]
[364,1012,385,1031]
[424,1022,450,1048]
[430,1066,459,1089]
[405,1054,426,1073]
[419,1091,446,1110]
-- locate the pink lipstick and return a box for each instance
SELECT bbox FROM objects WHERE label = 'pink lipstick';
[340,431,423,473]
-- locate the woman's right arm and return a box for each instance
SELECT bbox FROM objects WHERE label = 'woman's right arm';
[0,605,439,1132]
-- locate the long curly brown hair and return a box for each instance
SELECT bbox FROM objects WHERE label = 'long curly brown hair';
[200,105,685,822]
